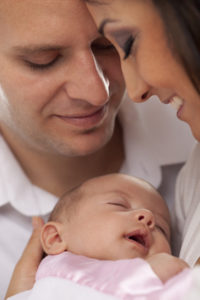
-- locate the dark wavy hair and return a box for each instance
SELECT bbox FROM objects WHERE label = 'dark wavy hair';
[85,0,200,94]
[152,0,200,93]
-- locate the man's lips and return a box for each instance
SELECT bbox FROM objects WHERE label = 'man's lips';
[124,229,150,253]
[53,104,108,128]
[60,106,105,118]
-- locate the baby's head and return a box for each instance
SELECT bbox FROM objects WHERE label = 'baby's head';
[41,174,171,260]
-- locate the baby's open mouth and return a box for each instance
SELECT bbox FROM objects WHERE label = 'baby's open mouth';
[128,234,146,247]
[124,230,150,249]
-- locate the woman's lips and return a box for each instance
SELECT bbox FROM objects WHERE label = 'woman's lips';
[162,95,184,119]
[169,96,183,110]
[54,104,108,129]
[169,96,184,119]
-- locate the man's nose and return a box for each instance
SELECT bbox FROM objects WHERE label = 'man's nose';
[65,51,109,106]
[121,59,150,103]
[134,209,155,230]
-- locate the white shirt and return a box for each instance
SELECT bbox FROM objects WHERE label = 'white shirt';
[175,142,200,266]
[0,96,195,298]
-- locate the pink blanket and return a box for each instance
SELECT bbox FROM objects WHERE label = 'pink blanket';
[36,252,192,299]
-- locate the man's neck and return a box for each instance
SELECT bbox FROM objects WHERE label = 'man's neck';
[1,120,124,196]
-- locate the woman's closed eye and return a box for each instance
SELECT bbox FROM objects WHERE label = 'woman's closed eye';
[108,30,136,60]
[123,35,135,60]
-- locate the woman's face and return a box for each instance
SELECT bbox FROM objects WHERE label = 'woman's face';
[86,0,200,141]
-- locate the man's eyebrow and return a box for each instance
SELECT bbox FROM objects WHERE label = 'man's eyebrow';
[99,18,118,35]
[12,45,64,55]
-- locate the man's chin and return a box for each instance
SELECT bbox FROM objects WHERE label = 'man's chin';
[41,119,116,157]
[62,139,111,157]
[42,135,109,157]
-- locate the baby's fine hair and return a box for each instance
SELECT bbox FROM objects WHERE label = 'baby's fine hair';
[49,183,83,222]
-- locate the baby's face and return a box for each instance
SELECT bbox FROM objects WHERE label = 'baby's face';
[63,174,171,260]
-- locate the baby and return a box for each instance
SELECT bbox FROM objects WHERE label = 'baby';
[9,174,195,300]
[40,174,188,283]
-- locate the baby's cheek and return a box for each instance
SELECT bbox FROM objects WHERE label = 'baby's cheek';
[160,238,171,254]
[152,232,171,255]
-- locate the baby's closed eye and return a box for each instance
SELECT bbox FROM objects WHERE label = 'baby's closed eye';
[107,201,128,209]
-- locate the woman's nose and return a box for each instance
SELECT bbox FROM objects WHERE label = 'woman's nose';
[134,209,155,229]
[121,59,150,103]
[65,51,109,106]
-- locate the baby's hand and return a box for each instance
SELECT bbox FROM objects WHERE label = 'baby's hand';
[147,253,189,283]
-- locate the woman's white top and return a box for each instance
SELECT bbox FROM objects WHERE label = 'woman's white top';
[175,142,200,266]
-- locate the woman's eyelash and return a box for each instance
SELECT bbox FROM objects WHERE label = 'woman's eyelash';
[123,35,135,60]
[25,55,60,70]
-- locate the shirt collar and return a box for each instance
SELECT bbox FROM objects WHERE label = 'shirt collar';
[0,135,58,216]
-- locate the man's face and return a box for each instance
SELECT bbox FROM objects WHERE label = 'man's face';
[0,0,125,156]
[64,174,171,260]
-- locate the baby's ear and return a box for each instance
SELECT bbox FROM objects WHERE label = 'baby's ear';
[41,222,68,255]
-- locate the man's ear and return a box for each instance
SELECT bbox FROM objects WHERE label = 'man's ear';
[41,222,68,255]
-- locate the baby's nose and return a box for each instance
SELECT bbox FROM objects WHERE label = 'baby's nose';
[135,209,155,229]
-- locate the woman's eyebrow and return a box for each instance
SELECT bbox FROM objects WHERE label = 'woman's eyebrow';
[99,18,118,35]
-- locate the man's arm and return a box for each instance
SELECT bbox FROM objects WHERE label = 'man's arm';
[5,217,44,299]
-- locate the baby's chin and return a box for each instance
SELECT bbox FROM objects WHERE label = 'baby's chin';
[99,252,148,261]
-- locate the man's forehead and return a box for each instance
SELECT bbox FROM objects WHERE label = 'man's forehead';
[0,0,77,19]
[0,0,38,13]
[0,0,94,49]
[0,1,54,25]
[0,0,60,8]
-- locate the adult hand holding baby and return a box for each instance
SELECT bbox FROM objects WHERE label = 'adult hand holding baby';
[5,217,44,299]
